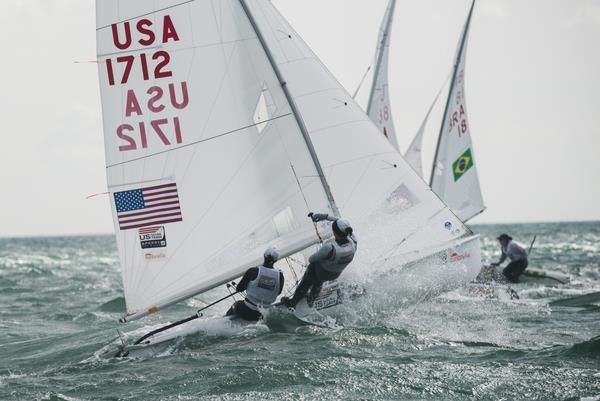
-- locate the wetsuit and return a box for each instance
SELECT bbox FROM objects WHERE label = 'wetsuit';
[226,266,284,321]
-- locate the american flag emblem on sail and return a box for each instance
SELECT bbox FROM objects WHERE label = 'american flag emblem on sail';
[114,183,183,230]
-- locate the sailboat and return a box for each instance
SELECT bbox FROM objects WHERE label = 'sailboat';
[366,0,399,151]
[96,0,481,355]
[366,0,485,223]
[365,1,571,288]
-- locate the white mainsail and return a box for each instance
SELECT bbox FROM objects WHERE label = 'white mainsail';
[96,0,478,323]
[243,1,473,258]
[96,0,335,321]
[366,0,399,151]
[430,0,485,222]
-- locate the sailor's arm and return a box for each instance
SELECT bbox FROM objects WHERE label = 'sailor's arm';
[236,267,258,292]
[309,212,337,223]
[308,242,335,264]
[492,252,507,267]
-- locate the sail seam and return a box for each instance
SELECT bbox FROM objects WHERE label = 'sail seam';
[105,113,292,169]
[96,0,196,31]
[97,37,256,59]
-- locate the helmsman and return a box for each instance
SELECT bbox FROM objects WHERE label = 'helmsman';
[226,247,284,321]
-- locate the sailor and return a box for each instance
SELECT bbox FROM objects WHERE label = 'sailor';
[491,234,529,283]
[281,213,357,308]
[226,247,284,321]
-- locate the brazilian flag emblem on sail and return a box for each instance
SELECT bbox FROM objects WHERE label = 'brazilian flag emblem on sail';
[452,148,474,182]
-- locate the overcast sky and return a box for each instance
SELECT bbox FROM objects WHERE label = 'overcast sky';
[1,0,598,237]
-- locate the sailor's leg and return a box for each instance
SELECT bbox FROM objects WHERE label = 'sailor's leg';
[308,267,343,304]
[288,263,319,306]
[226,300,244,317]
[502,260,527,283]
[238,303,262,322]
[308,281,324,303]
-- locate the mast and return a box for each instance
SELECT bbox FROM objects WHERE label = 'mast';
[238,0,340,217]
[429,0,476,187]
[366,0,397,116]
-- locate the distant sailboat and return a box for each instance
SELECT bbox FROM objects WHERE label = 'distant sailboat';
[96,0,481,351]
[366,0,485,222]
[430,0,485,222]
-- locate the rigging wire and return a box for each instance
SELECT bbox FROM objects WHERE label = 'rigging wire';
[352,65,372,99]
[290,163,323,243]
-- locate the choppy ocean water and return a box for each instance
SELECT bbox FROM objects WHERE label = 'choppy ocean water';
[1,222,599,401]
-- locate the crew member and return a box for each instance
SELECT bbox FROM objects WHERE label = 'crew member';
[281,213,357,308]
[491,234,529,283]
[226,247,284,321]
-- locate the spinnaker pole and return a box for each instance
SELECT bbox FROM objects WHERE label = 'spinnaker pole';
[238,0,340,218]
[429,0,476,187]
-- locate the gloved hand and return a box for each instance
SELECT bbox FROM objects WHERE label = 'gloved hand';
[490,262,499,267]
[308,212,329,222]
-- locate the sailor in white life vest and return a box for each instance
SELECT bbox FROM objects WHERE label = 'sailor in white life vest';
[281,213,357,308]
[226,247,285,321]
[491,234,529,283]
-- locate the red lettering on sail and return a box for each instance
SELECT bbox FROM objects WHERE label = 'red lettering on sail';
[136,19,156,46]
[111,22,132,50]
[147,86,165,113]
[169,82,189,110]
[107,15,188,152]
[116,118,184,151]
[125,90,143,117]
[162,16,180,43]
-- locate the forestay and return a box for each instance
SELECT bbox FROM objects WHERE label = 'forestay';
[366,0,399,151]
[430,0,485,222]
[242,1,472,259]
[96,0,334,321]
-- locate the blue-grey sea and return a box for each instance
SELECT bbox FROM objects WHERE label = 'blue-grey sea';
[1,222,599,401]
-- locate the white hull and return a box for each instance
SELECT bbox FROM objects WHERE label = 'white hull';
[100,316,257,359]
[382,234,482,296]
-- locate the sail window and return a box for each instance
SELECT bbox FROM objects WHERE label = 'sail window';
[253,84,277,133]
[273,206,295,236]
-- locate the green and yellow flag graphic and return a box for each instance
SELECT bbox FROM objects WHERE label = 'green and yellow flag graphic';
[452,148,474,182]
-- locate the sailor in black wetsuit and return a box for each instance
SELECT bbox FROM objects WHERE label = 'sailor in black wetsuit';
[281,213,357,308]
[491,234,529,283]
[226,247,285,321]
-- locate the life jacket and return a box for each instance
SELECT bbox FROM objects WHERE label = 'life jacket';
[320,237,357,274]
[502,240,528,262]
[244,266,281,311]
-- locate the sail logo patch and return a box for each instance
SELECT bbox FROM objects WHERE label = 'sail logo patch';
[139,226,167,249]
[452,148,474,181]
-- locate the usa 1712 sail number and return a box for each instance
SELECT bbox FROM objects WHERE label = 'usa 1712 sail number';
[107,15,191,152]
